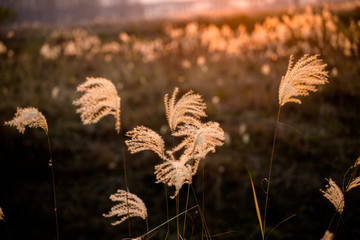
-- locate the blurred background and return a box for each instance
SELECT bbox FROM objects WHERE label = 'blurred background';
[0,0,360,239]
[0,0,357,24]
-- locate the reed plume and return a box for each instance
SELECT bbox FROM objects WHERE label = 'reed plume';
[278,54,328,106]
[126,88,224,199]
[125,126,165,159]
[164,87,207,131]
[346,176,360,192]
[170,121,225,175]
[154,160,192,199]
[344,157,360,192]
[320,178,344,214]
[73,77,121,133]
[103,189,148,226]
[4,107,48,134]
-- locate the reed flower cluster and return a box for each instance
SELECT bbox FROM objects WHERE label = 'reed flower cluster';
[320,157,360,215]
[73,77,121,133]
[126,87,224,198]
[4,107,48,134]
[103,190,147,226]
[278,54,328,106]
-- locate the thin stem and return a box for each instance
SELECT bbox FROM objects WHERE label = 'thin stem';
[176,195,180,240]
[146,217,149,233]
[165,185,170,239]
[190,184,211,240]
[182,183,191,237]
[46,133,60,240]
[265,214,296,240]
[342,168,351,192]
[202,160,205,240]
[263,106,281,237]
[139,205,198,239]
[327,211,338,231]
[119,130,131,236]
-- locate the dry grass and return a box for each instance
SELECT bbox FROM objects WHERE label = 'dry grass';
[73,77,121,133]
[1,4,360,240]
[4,107,48,134]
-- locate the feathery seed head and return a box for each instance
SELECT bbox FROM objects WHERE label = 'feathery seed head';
[125,126,166,159]
[103,189,147,226]
[154,160,192,199]
[279,54,328,106]
[164,87,207,131]
[4,107,48,134]
[73,77,121,133]
[172,121,225,175]
[346,176,360,192]
[127,87,223,198]
[320,178,344,214]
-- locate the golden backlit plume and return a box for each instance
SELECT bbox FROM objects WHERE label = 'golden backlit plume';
[170,121,225,175]
[346,177,360,192]
[154,160,192,199]
[320,178,344,214]
[279,54,328,106]
[171,121,225,158]
[4,107,48,134]
[126,88,224,198]
[73,77,121,133]
[164,87,207,131]
[103,189,147,226]
[125,125,165,159]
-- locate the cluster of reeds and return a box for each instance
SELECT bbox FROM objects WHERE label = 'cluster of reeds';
[72,75,225,239]
[39,7,360,64]
[3,53,359,240]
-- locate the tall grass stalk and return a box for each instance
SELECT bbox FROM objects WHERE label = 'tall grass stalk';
[264,214,296,240]
[263,106,281,237]
[4,107,60,239]
[139,205,198,240]
[146,217,149,233]
[164,186,170,239]
[202,159,205,240]
[176,195,180,240]
[191,184,211,240]
[182,183,190,237]
[46,132,60,240]
[119,130,131,236]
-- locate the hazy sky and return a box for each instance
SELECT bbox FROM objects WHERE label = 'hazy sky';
[134,0,190,3]
[100,0,190,6]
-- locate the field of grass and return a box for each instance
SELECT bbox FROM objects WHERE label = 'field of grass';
[1,3,360,240]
